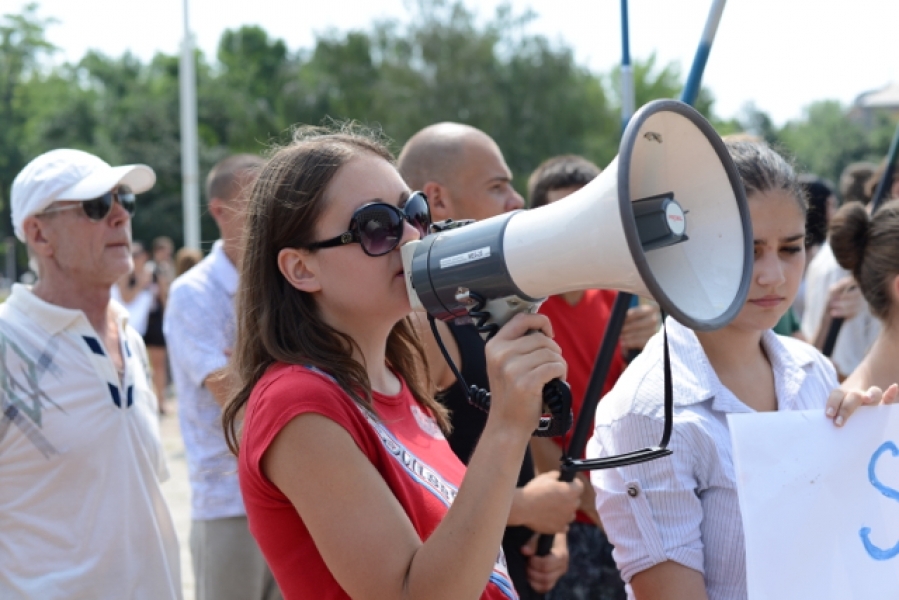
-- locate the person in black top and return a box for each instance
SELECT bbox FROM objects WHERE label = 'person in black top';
[398,123,582,598]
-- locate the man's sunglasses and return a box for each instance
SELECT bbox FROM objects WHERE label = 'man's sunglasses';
[41,185,137,221]
[306,191,431,257]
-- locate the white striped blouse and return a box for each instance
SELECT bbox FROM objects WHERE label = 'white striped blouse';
[586,317,838,600]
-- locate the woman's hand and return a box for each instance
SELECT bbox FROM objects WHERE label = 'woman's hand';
[825,383,899,426]
[485,312,567,436]
[620,303,661,354]
[521,532,569,593]
[826,276,863,319]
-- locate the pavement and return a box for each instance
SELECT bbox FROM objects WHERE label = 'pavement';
[158,399,195,600]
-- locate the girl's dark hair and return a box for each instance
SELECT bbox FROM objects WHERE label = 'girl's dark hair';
[799,174,834,248]
[724,140,806,211]
[222,125,450,454]
[527,155,601,209]
[829,199,899,322]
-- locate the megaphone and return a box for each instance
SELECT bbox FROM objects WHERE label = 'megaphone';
[402,99,752,334]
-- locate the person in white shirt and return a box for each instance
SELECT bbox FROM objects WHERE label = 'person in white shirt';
[0,149,181,599]
[586,140,898,600]
[164,154,281,600]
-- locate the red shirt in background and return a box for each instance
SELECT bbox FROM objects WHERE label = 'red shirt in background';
[539,289,627,452]
[539,290,627,525]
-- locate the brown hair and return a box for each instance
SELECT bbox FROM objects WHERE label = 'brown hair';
[174,247,203,277]
[864,159,899,203]
[222,126,449,454]
[829,199,899,322]
[840,161,876,205]
[724,140,806,212]
[526,154,601,209]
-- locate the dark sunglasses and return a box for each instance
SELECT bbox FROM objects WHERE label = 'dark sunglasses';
[42,185,137,221]
[307,191,431,257]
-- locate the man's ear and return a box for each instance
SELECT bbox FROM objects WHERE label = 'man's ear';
[277,247,321,293]
[22,216,53,257]
[208,197,226,225]
[422,181,452,222]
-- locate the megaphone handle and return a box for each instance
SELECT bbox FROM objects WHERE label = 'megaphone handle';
[533,379,573,438]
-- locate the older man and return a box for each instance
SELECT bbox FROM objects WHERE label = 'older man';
[0,149,181,598]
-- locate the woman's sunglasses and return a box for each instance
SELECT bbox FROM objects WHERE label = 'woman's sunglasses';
[306,191,431,257]
[41,185,137,221]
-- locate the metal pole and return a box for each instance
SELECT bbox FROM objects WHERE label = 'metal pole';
[179,0,201,250]
[620,0,635,132]
[680,0,726,107]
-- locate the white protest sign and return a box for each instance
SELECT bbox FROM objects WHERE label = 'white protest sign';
[729,405,899,600]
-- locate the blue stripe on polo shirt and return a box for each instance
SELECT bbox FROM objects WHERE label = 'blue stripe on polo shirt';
[127,385,134,408]
[124,340,131,358]
[109,383,121,408]
[82,336,105,356]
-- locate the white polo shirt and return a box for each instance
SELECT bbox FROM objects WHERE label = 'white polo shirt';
[587,318,838,600]
[0,284,181,599]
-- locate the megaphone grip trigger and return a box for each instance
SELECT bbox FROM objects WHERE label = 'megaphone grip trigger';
[532,378,573,438]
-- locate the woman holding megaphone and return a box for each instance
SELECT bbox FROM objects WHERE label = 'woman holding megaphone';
[586,139,898,600]
[220,126,567,600]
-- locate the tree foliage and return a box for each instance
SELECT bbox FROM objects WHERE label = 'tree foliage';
[7,0,892,274]
[778,101,894,184]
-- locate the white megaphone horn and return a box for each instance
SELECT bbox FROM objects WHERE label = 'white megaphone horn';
[402,99,753,334]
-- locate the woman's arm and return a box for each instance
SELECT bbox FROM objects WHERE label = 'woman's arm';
[412,311,582,535]
[630,561,709,600]
[264,413,527,600]
[264,312,567,600]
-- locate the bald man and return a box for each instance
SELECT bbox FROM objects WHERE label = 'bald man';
[398,123,582,599]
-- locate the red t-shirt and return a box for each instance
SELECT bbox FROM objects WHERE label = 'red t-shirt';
[539,290,627,523]
[239,363,517,600]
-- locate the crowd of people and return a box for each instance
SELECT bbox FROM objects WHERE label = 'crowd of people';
[1,119,897,600]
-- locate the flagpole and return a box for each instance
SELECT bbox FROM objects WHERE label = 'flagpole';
[179,0,201,250]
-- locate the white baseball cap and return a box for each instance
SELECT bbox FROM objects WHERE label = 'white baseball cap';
[11,148,156,241]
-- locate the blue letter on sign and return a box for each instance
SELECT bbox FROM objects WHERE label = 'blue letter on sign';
[860,441,899,561]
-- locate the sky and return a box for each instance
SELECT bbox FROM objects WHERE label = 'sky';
[5,0,899,126]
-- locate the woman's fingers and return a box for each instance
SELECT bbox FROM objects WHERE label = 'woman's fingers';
[827,383,899,426]
[492,311,554,342]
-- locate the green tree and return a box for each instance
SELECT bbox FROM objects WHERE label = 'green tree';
[779,101,872,183]
[737,102,780,145]
[0,2,56,271]
[349,0,619,187]
[212,26,295,151]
